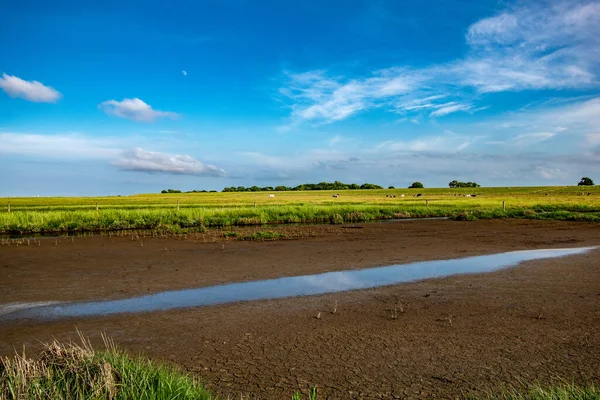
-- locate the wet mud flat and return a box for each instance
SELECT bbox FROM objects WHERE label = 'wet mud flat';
[1,219,600,399]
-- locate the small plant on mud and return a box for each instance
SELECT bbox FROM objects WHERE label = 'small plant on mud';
[223,231,238,238]
[240,231,286,241]
[454,211,477,221]
[292,387,318,400]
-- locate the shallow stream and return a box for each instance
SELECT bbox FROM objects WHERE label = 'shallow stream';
[0,246,594,321]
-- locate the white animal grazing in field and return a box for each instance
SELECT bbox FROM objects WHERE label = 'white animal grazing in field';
[268,194,275,198]
[400,194,405,197]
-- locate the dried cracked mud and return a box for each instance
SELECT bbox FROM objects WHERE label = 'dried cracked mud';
[1,219,599,399]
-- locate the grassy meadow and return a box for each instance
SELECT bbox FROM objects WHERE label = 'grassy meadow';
[1,186,599,234]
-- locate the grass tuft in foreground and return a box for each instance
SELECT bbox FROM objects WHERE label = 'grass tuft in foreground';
[0,332,214,400]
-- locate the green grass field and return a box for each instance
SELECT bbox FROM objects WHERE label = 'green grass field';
[1,186,599,234]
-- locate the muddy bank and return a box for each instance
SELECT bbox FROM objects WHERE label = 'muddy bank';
[1,219,600,399]
[1,219,598,304]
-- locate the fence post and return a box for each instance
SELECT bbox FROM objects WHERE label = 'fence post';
[7,202,10,213]
[96,203,99,211]
[426,199,429,208]
[502,201,506,211]
[177,200,180,211]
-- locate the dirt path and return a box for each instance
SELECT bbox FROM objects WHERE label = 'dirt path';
[1,219,599,399]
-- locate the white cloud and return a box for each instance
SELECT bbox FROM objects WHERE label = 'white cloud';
[512,132,556,146]
[466,13,519,44]
[281,69,422,123]
[430,102,473,117]
[112,148,225,176]
[279,0,600,124]
[328,135,343,146]
[0,73,62,103]
[182,70,187,76]
[492,97,600,137]
[456,0,600,92]
[98,98,179,122]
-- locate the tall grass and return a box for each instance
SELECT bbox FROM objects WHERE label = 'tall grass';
[1,187,599,234]
[0,333,214,400]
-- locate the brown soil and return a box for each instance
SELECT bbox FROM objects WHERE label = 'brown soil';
[1,219,600,399]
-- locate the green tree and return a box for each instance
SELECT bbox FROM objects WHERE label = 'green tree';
[578,177,595,186]
[409,182,424,189]
[449,180,480,188]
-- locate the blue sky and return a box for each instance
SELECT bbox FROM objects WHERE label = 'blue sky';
[1,0,599,195]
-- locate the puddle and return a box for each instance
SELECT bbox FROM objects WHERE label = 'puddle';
[1,247,595,322]
[0,302,63,317]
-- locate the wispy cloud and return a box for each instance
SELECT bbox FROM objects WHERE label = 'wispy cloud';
[374,133,475,153]
[182,70,187,76]
[488,132,557,147]
[279,0,600,125]
[328,135,343,146]
[429,102,473,117]
[98,98,179,122]
[491,97,600,138]
[280,69,423,124]
[0,132,120,159]
[0,73,62,103]
[112,148,226,176]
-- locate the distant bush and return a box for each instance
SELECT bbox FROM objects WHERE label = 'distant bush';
[160,189,181,194]
[578,177,594,186]
[408,182,424,189]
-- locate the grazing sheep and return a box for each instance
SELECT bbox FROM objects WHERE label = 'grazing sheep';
[268,194,275,198]
[588,192,592,196]
[401,194,405,197]
[465,194,471,198]
[332,194,339,198]
[416,193,423,197]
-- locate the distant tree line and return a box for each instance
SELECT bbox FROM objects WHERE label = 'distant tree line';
[222,181,384,192]
[448,180,480,188]
[578,177,594,186]
[161,189,217,193]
